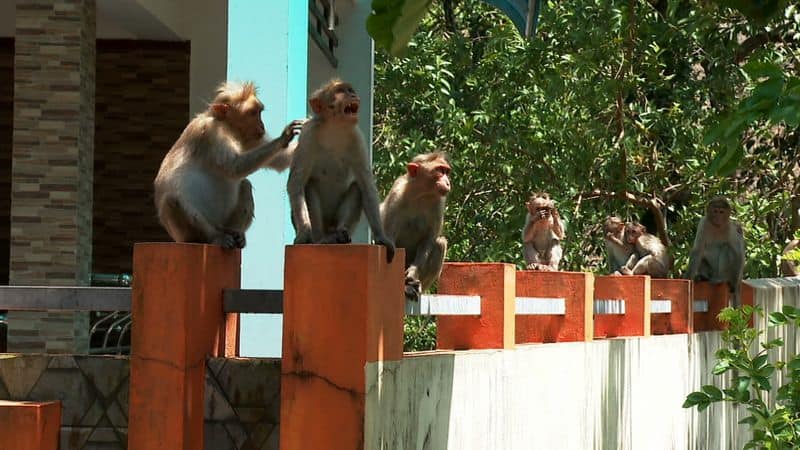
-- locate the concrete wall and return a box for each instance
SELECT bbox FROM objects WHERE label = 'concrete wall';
[366,278,800,450]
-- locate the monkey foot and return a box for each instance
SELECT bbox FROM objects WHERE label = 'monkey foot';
[318,230,351,244]
[231,231,246,249]
[404,283,421,302]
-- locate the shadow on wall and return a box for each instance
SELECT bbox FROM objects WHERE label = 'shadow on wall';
[366,351,454,449]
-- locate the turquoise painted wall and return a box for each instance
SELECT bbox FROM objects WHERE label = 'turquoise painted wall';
[227,1,308,357]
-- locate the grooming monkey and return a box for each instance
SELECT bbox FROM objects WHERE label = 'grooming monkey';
[622,222,670,278]
[522,193,565,271]
[154,81,304,248]
[604,216,636,274]
[381,152,451,301]
[288,79,395,262]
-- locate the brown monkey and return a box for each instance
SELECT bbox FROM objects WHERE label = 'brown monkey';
[522,193,565,271]
[604,216,636,275]
[622,222,670,278]
[687,196,745,305]
[381,152,450,301]
[288,79,395,262]
[780,239,799,277]
[154,81,304,248]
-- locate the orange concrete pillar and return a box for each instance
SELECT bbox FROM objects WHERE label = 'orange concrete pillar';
[436,263,516,350]
[693,282,754,331]
[281,244,404,450]
[515,270,594,343]
[650,279,693,335]
[128,243,241,450]
[0,401,60,450]
[692,282,730,331]
[594,275,651,338]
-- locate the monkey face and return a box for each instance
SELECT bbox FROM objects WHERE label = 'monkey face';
[604,217,624,234]
[331,83,360,123]
[230,97,266,146]
[708,207,730,227]
[433,164,451,196]
[624,224,643,244]
[527,198,553,219]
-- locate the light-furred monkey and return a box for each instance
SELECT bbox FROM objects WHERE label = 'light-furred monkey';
[381,152,450,301]
[522,193,565,271]
[622,222,670,278]
[288,79,395,262]
[154,81,304,248]
[604,216,636,274]
[687,196,746,305]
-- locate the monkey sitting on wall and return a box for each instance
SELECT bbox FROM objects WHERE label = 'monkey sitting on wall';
[687,196,745,305]
[621,222,670,278]
[288,79,395,262]
[154,81,304,248]
[604,216,636,275]
[522,193,565,271]
[381,152,451,301]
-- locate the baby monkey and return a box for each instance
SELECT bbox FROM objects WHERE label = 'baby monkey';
[154,81,304,248]
[522,193,565,271]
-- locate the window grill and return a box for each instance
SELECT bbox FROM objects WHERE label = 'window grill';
[309,0,339,68]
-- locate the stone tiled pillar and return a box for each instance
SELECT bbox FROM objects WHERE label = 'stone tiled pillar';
[8,0,96,353]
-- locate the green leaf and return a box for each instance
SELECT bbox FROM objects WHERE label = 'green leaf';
[753,354,769,369]
[683,391,709,408]
[739,416,757,426]
[707,145,744,177]
[368,0,435,56]
[702,385,724,401]
[713,359,732,375]
[769,311,788,325]
[787,357,800,371]
[742,61,785,80]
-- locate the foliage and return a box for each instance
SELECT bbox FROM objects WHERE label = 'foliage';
[372,1,800,350]
[683,305,800,449]
[404,316,437,351]
[368,0,434,56]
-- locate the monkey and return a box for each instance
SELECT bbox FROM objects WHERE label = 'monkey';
[154,81,304,248]
[603,216,637,275]
[780,239,799,277]
[687,196,746,306]
[288,79,395,262]
[522,193,565,271]
[621,222,670,278]
[380,152,450,301]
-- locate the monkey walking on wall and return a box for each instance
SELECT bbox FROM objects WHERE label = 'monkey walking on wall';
[288,79,395,262]
[154,81,305,248]
[687,196,746,306]
[522,193,565,271]
[381,152,451,301]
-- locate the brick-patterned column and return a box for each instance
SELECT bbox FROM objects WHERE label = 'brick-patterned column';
[8,0,96,353]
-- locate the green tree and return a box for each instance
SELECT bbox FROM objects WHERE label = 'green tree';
[371,1,800,349]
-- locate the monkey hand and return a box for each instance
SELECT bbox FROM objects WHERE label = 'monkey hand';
[280,119,306,147]
[374,235,395,263]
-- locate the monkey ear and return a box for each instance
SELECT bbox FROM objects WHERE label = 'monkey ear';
[309,97,324,115]
[406,163,420,177]
[210,103,229,119]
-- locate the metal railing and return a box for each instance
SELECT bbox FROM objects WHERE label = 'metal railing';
[0,284,285,355]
